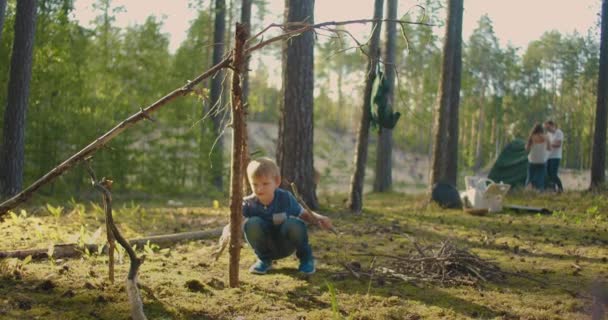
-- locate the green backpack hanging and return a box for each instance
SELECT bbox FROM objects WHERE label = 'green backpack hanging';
[369,62,401,130]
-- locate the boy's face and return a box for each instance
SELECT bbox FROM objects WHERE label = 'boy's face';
[250,174,280,205]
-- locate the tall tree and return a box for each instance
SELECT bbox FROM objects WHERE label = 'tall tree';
[464,15,500,171]
[429,0,463,187]
[208,0,226,189]
[590,0,608,189]
[1,0,38,198]
[373,0,397,192]
[348,0,384,213]
[277,0,317,208]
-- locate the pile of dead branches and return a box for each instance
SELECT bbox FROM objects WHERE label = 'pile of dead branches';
[345,239,510,286]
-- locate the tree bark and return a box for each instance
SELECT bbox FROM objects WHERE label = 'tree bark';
[277,0,317,209]
[348,0,384,213]
[590,0,608,190]
[0,0,6,191]
[239,0,253,196]
[373,0,398,192]
[240,0,252,107]
[429,0,463,187]
[228,23,247,288]
[1,0,38,199]
[0,0,7,43]
[209,0,227,190]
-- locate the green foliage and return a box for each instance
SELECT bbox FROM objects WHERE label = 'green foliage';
[0,0,602,200]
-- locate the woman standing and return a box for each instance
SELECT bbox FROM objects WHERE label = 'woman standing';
[525,123,550,191]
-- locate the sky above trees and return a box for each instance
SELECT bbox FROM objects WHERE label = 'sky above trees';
[73,0,599,53]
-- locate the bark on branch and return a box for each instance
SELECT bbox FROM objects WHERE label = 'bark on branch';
[85,164,146,320]
[228,23,248,288]
[0,228,223,260]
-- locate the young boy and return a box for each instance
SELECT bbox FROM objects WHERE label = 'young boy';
[243,157,333,275]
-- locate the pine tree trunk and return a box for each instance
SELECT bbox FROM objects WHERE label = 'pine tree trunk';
[429,0,463,188]
[277,0,317,209]
[348,0,384,213]
[0,0,7,43]
[373,0,397,192]
[209,0,226,190]
[1,0,38,198]
[590,0,608,190]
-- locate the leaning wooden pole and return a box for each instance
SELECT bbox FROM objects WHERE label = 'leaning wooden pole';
[0,18,428,218]
[0,57,232,217]
[228,23,248,288]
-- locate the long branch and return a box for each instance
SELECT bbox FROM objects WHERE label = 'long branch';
[246,18,432,55]
[0,56,232,217]
[0,17,428,217]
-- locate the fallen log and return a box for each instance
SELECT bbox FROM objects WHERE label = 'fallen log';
[0,228,223,260]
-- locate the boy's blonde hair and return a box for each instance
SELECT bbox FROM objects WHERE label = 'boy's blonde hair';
[247,157,280,180]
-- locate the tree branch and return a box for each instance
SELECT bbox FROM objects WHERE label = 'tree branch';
[0,17,431,217]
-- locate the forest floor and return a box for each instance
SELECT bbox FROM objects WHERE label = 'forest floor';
[0,190,607,319]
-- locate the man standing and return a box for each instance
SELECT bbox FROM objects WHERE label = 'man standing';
[544,120,564,192]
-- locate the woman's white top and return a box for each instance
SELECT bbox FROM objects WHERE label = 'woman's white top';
[528,142,548,164]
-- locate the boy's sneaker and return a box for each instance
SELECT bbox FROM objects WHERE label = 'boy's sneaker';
[298,258,315,275]
[249,260,272,274]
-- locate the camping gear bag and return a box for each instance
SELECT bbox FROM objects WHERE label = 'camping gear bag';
[461,177,510,213]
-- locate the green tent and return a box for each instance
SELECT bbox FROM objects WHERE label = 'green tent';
[487,139,528,189]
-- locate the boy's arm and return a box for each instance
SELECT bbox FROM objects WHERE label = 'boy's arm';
[299,209,334,232]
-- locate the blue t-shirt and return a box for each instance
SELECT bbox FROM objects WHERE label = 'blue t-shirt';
[242,188,304,221]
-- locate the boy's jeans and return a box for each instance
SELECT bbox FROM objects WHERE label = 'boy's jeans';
[243,216,313,262]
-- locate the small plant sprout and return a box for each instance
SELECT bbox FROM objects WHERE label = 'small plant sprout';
[143,240,159,256]
[326,281,352,320]
[46,204,64,221]
[68,198,86,219]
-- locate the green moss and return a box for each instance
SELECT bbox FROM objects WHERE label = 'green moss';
[0,192,605,319]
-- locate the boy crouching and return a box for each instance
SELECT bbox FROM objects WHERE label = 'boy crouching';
[243,157,333,275]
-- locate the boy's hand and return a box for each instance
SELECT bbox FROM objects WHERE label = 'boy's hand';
[317,215,333,230]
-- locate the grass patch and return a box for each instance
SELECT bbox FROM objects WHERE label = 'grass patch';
[0,191,605,319]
